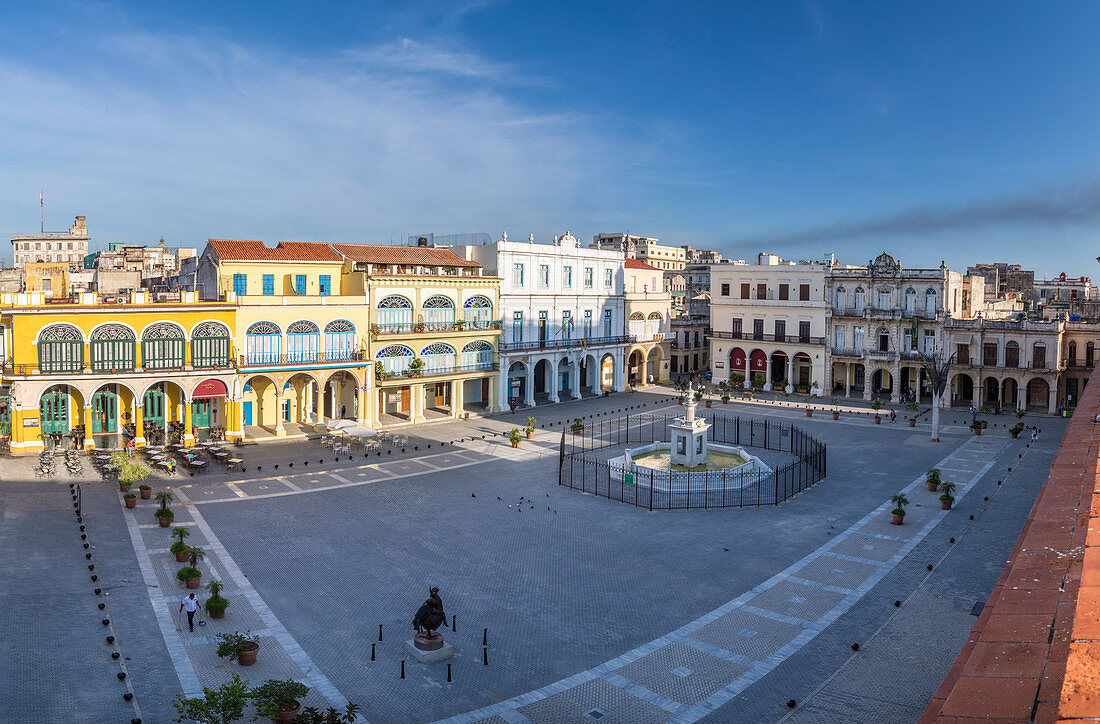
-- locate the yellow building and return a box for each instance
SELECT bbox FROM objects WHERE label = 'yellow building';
[332,243,502,423]
[198,240,372,439]
[0,290,237,455]
[23,262,71,299]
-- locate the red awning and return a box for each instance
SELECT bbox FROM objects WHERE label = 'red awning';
[192,379,228,399]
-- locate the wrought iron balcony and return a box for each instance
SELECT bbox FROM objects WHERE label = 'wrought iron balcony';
[831,348,862,358]
[238,351,369,368]
[371,321,502,335]
[499,335,632,353]
[710,330,824,345]
[375,361,500,382]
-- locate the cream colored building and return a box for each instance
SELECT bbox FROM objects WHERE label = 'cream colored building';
[709,254,827,394]
[624,259,672,384]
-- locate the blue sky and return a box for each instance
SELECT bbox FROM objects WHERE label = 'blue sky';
[1,1,1098,277]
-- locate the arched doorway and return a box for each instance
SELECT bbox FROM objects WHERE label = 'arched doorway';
[628,350,645,385]
[770,351,789,389]
[984,377,1000,412]
[600,354,615,392]
[141,380,188,446]
[748,349,767,387]
[242,375,279,432]
[871,369,892,397]
[729,347,746,386]
[1027,378,1050,411]
[645,347,661,383]
[281,373,319,428]
[507,361,527,403]
[1002,378,1019,410]
[951,373,974,406]
[324,371,358,420]
[39,384,85,450]
[792,352,812,389]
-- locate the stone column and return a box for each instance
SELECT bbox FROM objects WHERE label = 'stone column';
[570,356,582,399]
[975,376,983,409]
[183,400,194,446]
[357,385,370,425]
[487,375,501,413]
[613,350,626,392]
[1047,381,1057,415]
[274,394,286,437]
[524,362,536,407]
[305,380,314,424]
[1017,382,1026,413]
[763,354,773,391]
[498,366,510,410]
[451,379,464,418]
[890,363,900,404]
[134,404,145,447]
[226,398,243,442]
[411,383,426,424]
[548,359,560,403]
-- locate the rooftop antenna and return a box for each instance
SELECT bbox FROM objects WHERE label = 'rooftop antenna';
[39,190,44,233]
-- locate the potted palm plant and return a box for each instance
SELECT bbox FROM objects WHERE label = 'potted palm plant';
[905,401,919,427]
[294,704,360,724]
[178,546,205,589]
[805,406,812,417]
[890,492,909,525]
[938,481,957,510]
[1010,422,1024,439]
[721,393,730,404]
[871,398,882,424]
[508,428,522,448]
[830,397,839,420]
[525,417,536,439]
[154,489,174,526]
[978,406,991,428]
[925,468,941,492]
[570,418,584,434]
[251,679,310,724]
[216,630,259,666]
[971,420,983,436]
[170,526,192,562]
[205,580,229,619]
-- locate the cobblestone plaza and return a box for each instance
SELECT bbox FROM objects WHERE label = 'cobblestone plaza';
[0,387,1067,723]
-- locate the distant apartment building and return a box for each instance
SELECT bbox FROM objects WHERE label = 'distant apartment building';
[709,253,828,394]
[670,292,710,376]
[682,246,723,264]
[591,233,687,271]
[11,216,89,269]
[1033,272,1094,307]
[966,262,1034,300]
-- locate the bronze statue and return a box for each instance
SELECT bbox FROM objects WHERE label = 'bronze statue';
[411,587,448,651]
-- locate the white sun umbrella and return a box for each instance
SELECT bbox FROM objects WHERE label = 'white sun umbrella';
[343,425,377,439]
[327,419,356,430]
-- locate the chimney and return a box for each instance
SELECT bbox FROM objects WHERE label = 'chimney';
[417,236,429,247]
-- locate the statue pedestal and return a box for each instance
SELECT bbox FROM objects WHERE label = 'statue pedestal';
[405,638,454,663]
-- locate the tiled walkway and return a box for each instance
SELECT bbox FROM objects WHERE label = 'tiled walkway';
[441,434,1008,724]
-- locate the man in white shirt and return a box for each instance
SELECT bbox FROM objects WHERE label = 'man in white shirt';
[180,593,199,632]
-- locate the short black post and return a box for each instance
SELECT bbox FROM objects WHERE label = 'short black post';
[483,627,488,646]
[371,643,376,661]
[400,660,405,679]
[451,615,456,632]
[483,646,488,666]
[447,663,452,682]
[378,624,383,641]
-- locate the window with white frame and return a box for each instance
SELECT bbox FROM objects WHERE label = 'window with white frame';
[584,267,593,288]
[539,265,550,287]
[604,269,613,288]
[512,263,524,287]
[563,266,573,288]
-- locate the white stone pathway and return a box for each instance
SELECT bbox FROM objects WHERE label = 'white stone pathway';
[437,434,1007,724]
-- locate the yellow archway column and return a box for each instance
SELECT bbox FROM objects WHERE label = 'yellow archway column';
[83,405,94,450]
[410,383,426,424]
[226,399,243,442]
[134,404,145,447]
[11,408,26,455]
[183,400,194,446]
[274,393,287,437]
[356,384,369,425]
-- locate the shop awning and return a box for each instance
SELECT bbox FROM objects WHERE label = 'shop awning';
[192,379,228,399]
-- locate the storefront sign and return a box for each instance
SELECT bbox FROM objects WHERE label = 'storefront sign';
[23,417,39,427]
[386,393,401,404]
[714,361,725,369]
[192,379,228,399]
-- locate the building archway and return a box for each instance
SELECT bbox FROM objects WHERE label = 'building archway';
[645,346,662,383]
[1002,377,1019,410]
[533,359,551,396]
[38,384,86,450]
[728,347,746,385]
[1027,377,1050,411]
[792,352,812,389]
[323,370,359,420]
[871,368,893,397]
[600,353,615,392]
[628,349,646,385]
[984,377,1000,412]
[951,373,974,406]
[770,351,789,388]
[242,374,280,432]
[506,361,528,402]
[748,349,767,386]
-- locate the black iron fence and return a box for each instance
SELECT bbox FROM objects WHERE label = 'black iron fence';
[558,413,826,509]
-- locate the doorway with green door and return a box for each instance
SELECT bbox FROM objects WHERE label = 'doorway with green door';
[91,384,120,449]
[39,385,77,450]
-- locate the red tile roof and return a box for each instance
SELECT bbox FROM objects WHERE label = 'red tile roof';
[207,239,342,262]
[331,243,481,268]
[625,258,660,271]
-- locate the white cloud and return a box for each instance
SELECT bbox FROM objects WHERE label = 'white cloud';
[0,27,621,248]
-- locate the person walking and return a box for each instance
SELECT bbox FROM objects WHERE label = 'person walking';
[509,398,517,414]
[889,409,896,423]
[180,593,199,632]
[1031,428,1038,443]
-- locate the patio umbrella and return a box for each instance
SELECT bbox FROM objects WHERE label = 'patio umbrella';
[343,425,377,438]
[327,419,355,430]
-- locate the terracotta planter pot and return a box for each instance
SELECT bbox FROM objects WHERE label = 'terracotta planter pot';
[973,428,982,436]
[832,413,839,420]
[891,513,905,525]
[140,488,151,499]
[941,500,953,510]
[1011,431,1019,438]
[704,400,712,408]
[185,575,202,589]
[526,431,533,439]
[238,642,259,666]
[908,419,916,427]
[210,611,225,619]
[874,416,881,424]
[175,550,191,563]
[275,700,302,724]
[981,421,988,429]
[125,497,136,509]
[158,517,171,527]
[805,410,812,417]
[926,481,938,492]
[722,399,729,404]
[510,442,519,448]
[119,483,130,493]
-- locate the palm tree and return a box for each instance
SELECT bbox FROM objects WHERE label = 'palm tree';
[154,490,173,510]
[187,546,206,568]
[891,492,909,515]
[171,526,191,546]
[205,579,224,598]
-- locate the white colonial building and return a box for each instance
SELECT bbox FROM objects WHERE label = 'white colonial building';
[458,232,629,409]
[708,254,828,394]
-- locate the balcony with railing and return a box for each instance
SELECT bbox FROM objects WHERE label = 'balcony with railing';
[371,319,503,336]
[238,350,370,368]
[832,347,862,358]
[902,308,939,320]
[832,305,866,317]
[867,307,902,319]
[375,360,500,382]
[866,349,898,360]
[710,330,825,345]
[499,335,632,353]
